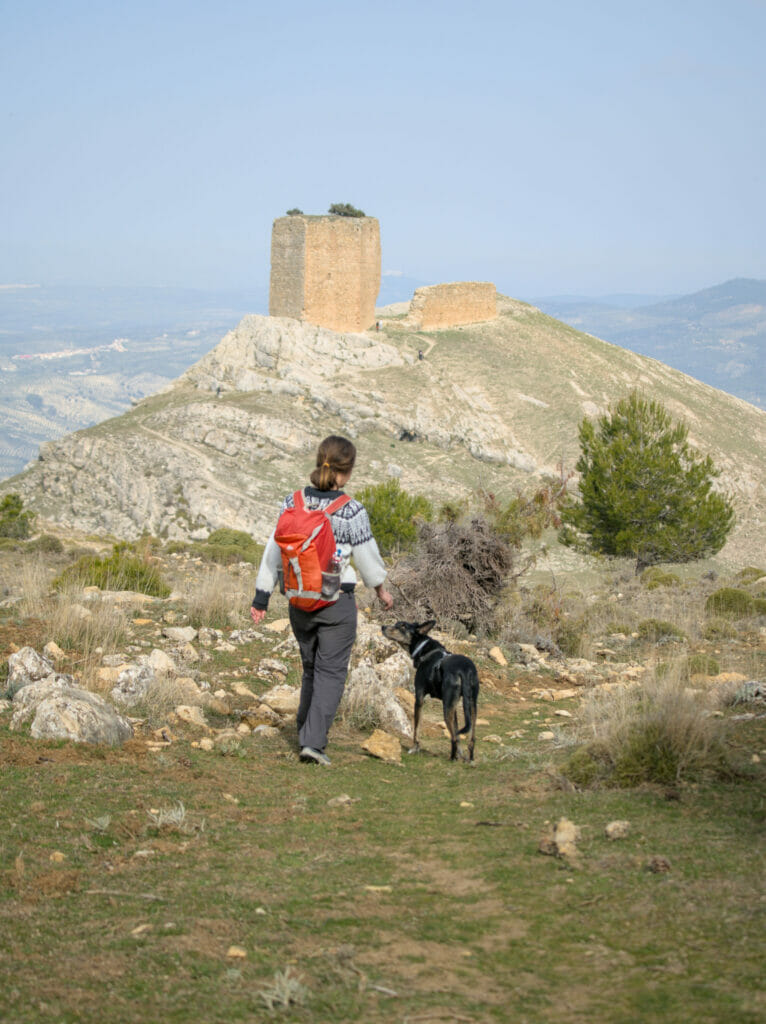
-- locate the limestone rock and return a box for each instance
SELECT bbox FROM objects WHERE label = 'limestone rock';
[264,619,291,633]
[343,652,413,739]
[7,647,55,694]
[553,818,581,860]
[111,665,155,706]
[232,682,257,699]
[361,729,402,763]
[11,677,81,724]
[173,677,205,704]
[97,665,129,686]
[240,705,283,729]
[260,684,301,716]
[176,642,199,664]
[43,641,66,664]
[647,855,671,873]
[148,648,177,677]
[252,725,280,738]
[173,705,209,728]
[204,693,234,715]
[327,794,358,807]
[258,658,289,676]
[20,687,133,746]
[489,646,508,667]
[394,687,415,715]
[162,626,198,643]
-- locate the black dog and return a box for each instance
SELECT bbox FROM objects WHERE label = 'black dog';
[382,620,479,761]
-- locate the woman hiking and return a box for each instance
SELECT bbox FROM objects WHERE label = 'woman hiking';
[251,435,394,765]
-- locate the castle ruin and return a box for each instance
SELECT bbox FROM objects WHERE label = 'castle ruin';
[405,282,497,330]
[269,214,381,333]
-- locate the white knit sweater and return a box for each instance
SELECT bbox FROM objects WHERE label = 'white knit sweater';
[252,487,388,610]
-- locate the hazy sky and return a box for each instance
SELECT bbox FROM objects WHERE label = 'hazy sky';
[2,0,764,298]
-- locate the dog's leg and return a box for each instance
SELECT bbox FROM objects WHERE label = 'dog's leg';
[467,696,477,762]
[408,696,422,754]
[444,701,460,761]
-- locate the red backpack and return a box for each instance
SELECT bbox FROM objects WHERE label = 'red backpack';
[274,490,351,611]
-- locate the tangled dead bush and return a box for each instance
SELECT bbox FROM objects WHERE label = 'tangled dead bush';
[388,483,568,634]
[390,516,515,633]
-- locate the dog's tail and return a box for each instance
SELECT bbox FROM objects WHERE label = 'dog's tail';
[458,669,477,735]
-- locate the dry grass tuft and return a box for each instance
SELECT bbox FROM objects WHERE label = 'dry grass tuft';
[566,665,732,787]
[16,559,129,686]
[179,566,251,629]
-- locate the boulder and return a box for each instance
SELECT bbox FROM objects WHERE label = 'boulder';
[11,677,78,722]
[343,652,413,739]
[7,646,56,694]
[13,685,133,746]
[111,664,156,706]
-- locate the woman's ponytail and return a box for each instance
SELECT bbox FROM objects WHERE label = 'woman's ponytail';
[309,435,357,491]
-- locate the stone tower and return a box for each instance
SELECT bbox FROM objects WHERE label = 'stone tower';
[269,214,381,333]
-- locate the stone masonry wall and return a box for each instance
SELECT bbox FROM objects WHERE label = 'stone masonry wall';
[406,282,497,330]
[269,215,381,332]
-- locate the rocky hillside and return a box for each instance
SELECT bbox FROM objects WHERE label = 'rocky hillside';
[2,296,765,568]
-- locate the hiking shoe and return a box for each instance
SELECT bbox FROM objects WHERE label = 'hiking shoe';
[300,746,331,766]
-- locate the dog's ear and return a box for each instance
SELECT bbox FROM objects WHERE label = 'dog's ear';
[417,620,436,635]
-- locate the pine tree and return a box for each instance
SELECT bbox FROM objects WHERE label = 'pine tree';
[561,392,735,571]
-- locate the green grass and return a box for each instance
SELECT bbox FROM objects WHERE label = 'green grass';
[0,702,764,1024]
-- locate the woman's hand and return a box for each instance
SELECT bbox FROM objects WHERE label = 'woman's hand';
[375,584,394,611]
[250,607,266,625]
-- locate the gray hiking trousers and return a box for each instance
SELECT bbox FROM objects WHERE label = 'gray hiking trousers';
[289,591,357,752]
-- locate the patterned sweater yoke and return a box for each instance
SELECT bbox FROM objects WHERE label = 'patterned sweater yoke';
[283,488,373,547]
[252,486,387,610]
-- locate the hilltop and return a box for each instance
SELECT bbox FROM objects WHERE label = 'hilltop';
[2,294,764,569]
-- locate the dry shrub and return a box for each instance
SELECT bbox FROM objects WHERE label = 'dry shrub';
[48,595,129,654]
[17,554,53,618]
[17,559,128,677]
[390,517,515,633]
[180,565,252,629]
[565,667,732,787]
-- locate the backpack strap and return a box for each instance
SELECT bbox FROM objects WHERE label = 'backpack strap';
[292,489,351,517]
[324,493,352,516]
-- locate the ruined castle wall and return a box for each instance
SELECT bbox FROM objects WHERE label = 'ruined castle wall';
[269,215,381,333]
[269,216,306,321]
[407,282,497,330]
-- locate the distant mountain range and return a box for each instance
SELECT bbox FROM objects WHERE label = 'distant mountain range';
[0,286,267,479]
[533,278,766,410]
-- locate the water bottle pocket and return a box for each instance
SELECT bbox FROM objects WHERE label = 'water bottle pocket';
[320,571,341,599]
